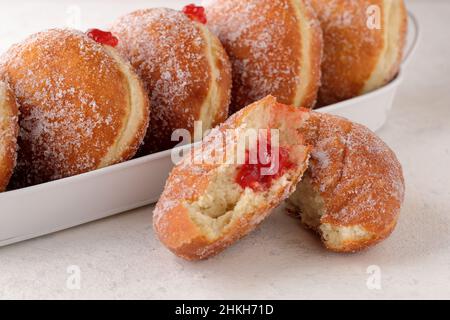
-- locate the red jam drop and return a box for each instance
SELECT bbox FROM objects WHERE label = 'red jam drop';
[86,29,119,47]
[182,4,207,24]
[235,135,295,191]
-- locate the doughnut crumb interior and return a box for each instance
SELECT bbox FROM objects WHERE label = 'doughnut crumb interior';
[187,161,295,241]
[154,96,311,260]
[287,112,405,252]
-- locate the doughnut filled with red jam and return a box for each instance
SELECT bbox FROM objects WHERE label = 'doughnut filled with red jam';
[86,29,119,47]
[182,4,207,24]
[235,135,294,191]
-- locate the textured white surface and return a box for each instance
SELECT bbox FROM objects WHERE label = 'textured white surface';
[0,0,449,299]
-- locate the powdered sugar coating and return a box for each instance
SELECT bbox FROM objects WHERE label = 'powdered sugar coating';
[0,29,145,187]
[112,8,231,154]
[205,0,322,112]
[0,81,19,191]
[153,96,311,260]
[312,0,407,106]
[298,112,405,233]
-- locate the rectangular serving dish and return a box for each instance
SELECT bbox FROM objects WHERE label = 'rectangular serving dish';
[0,13,419,246]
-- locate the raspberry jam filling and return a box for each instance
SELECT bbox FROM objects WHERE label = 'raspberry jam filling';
[235,135,294,191]
[86,29,119,47]
[182,4,207,24]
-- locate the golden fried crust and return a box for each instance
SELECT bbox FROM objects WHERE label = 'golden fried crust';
[385,0,407,84]
[1,29,149,187]
[312,0,408,106]
[299,112,405,251]
[204,26,233,130]
[154,96,310,260]
[205,0,323,113]
[111,8,232,154]
[0,81,19,191]
[155,198,285,261]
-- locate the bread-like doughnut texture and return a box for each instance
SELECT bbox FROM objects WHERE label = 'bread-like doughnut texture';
[0,81,19,191]
[205,0,323,113]
[312,0,408,106]
[0,29,149,187]
[154,96,311,260]
[111,8,232,154]
[286,112,405,252]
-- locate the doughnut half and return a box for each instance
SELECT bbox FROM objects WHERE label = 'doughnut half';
[312,0,408,106]
[205,0,323,113]
[0,81,19,191]
[287,112,405,252]
[111,8,232,154]
[154,96,311,260]
[0,29,149,187]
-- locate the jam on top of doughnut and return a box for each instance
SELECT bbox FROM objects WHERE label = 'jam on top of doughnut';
[235,132,294,191]
[182,4,207,24]
[86,29,119,47]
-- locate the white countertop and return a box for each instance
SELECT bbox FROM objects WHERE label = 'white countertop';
[0,0,449,300]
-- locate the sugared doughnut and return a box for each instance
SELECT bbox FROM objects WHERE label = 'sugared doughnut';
[0,28,149,187]
[0,81,19,191]
[111,7,232,154]
[154,96,311,260]
[205,0,323,113]
[287,112,405,252]
[312,0,408,106]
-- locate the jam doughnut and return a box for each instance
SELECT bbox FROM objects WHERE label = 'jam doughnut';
[287,112,405,252]
[111,7,232,154]
[312,0,408,106]
[0,81,19,191]
[205,0,323,113]
[0,29,149,187]
[153,96,311,260]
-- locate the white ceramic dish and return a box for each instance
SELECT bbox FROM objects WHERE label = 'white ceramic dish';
[0,13,419,246]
